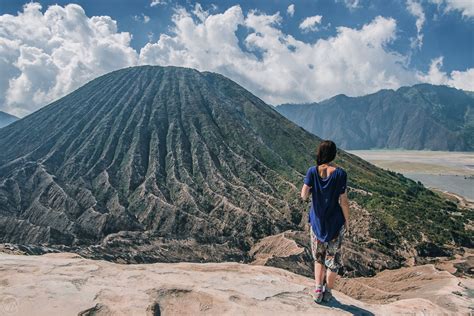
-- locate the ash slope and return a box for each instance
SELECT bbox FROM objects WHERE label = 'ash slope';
[0,66,471,273]
[277,84,474,151]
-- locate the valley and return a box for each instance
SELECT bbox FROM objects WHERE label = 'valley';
[349,150,474,201]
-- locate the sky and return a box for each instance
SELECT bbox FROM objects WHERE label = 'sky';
[0,0,473,117]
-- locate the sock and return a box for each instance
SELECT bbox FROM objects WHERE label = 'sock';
[315,284,323,291]
[325,287,332,293]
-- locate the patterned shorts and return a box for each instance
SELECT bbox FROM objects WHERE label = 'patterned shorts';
[310,225,345,272]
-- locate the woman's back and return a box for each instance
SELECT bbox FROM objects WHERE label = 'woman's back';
[304,163,347,242]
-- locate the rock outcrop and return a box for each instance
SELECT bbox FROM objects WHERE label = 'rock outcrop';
[1,253,471,315]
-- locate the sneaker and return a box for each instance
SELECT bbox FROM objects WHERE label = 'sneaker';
[311,287,324,303]
[322,289,333,302]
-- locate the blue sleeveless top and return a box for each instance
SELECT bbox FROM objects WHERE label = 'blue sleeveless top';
[304,165,347,242]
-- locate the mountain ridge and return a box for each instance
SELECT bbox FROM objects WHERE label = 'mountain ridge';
[277,83,474,151]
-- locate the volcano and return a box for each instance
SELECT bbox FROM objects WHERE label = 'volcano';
[0,66,471,274]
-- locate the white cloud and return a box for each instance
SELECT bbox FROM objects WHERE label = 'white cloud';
[449,69,474,91]
[337,0,361,10]
[406,0,425,48]
[429,0,474,18]
[192,3,210,22]
[0,2,137,117]
[299,15,323,32]
[1,3,472,117]
[133,13,150,24]
[150,0,166,7]
[419,57,447,83]
[287,4,295,17]
[147,32,154,42]
[445,0,474,17]
[139,7,419,105]
[417,57,474,90]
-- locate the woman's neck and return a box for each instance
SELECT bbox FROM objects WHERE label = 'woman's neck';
[318,163,335,178]
[318,163,332,168]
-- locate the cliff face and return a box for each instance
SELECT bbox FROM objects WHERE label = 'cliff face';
[0,66,471,276]
[277,84,474,151]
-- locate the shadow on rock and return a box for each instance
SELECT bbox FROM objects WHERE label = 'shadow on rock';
[325,297,375,316]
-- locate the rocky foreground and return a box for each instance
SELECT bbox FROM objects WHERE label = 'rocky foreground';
[0,253,472,315]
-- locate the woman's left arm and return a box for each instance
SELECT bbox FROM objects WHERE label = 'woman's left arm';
[339,192,350,230]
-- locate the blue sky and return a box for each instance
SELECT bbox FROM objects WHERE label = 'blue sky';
[0,0,473,116]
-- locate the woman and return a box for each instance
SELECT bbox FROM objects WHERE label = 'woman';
[300,140,350,303]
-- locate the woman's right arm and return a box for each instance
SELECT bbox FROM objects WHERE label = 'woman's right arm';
[340,192,350,230]
[301,184,311,200]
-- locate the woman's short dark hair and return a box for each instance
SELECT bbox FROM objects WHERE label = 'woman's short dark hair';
[316,140,337,165]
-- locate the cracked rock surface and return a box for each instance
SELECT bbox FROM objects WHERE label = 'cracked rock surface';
[2,253,471,316]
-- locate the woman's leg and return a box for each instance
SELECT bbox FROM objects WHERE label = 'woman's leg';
[314,261,326,285]
[312,261,326,303]
[310,227,326,286]
[325,269,337,289]
[310,228,327,303]
[323,226,345,301]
